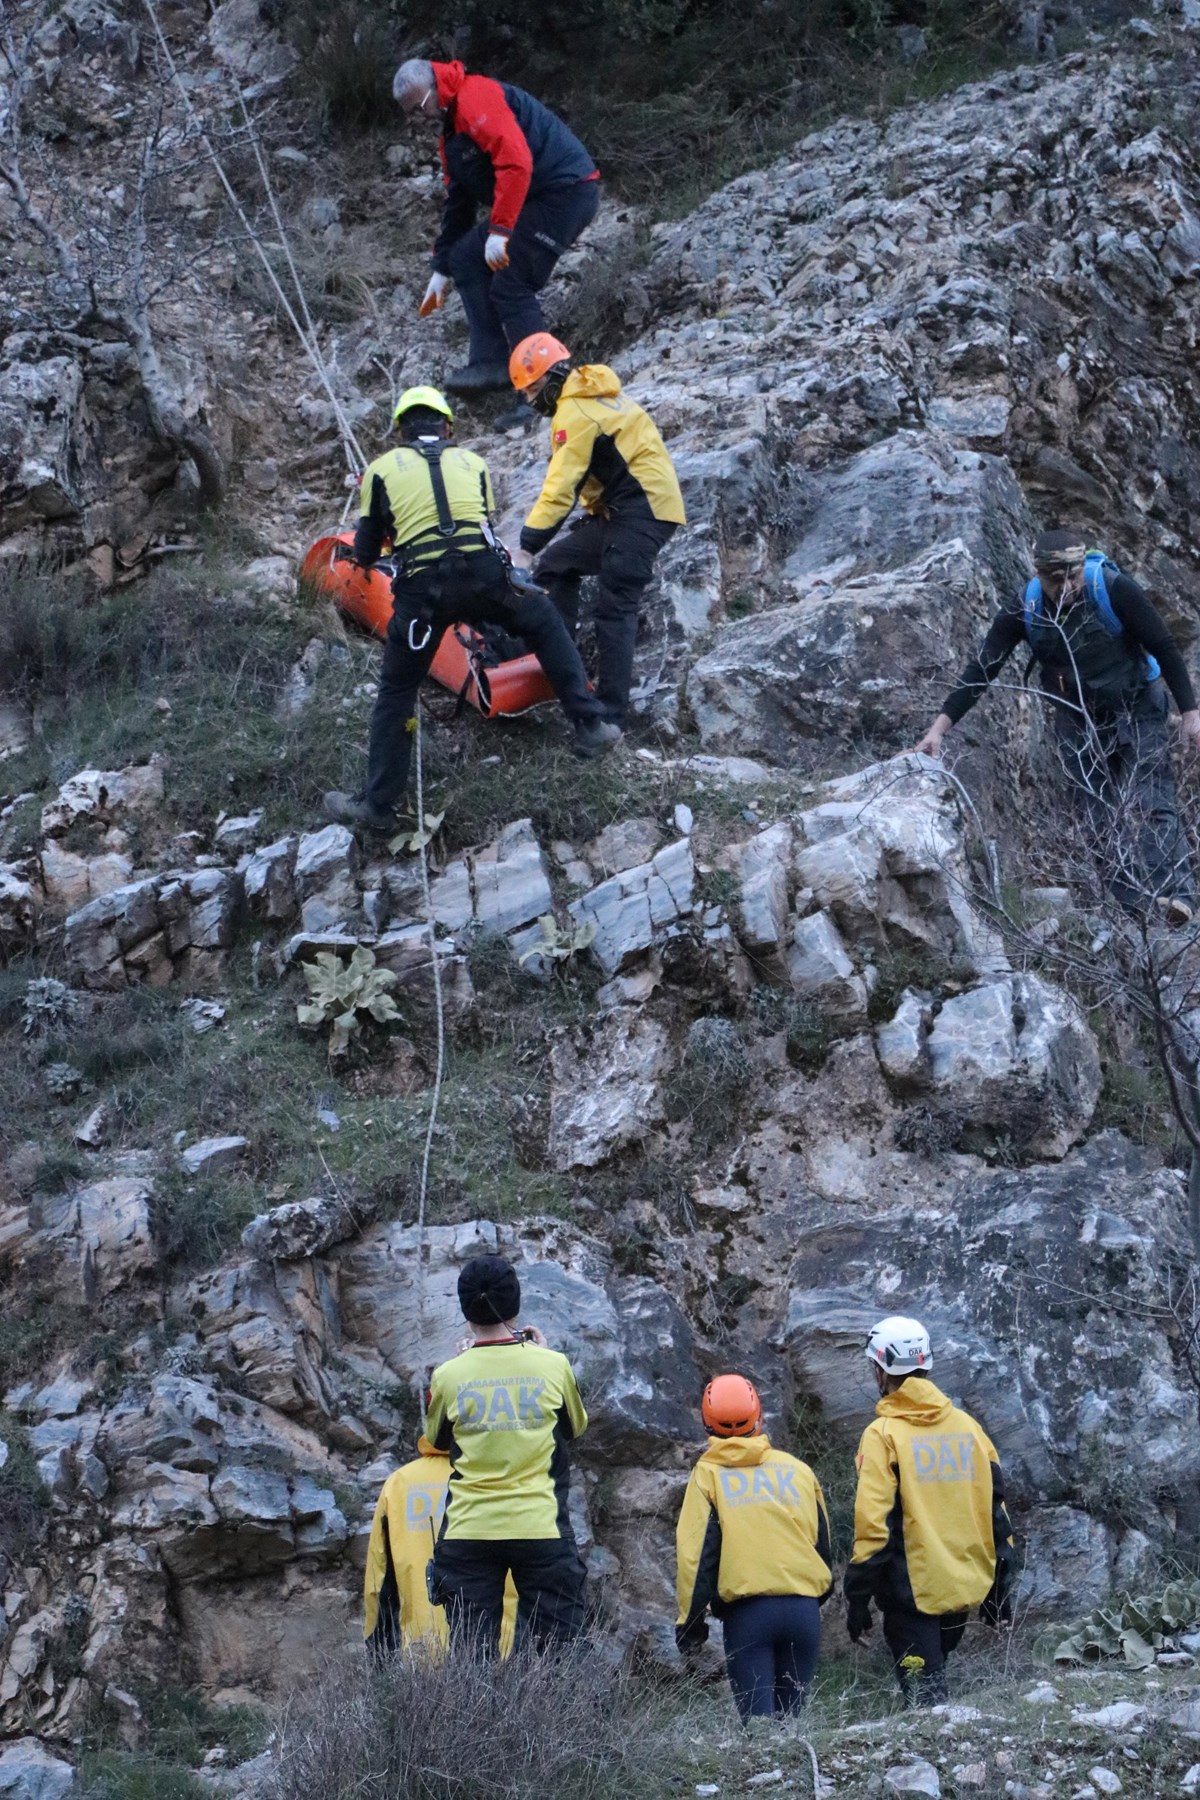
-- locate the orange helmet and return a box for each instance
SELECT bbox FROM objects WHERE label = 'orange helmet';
[701,1374,762,1438]
[509,332,572,391]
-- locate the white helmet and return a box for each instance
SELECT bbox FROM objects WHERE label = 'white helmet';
[865,1316,932,1374]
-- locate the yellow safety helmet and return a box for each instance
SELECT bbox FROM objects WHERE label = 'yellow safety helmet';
[393,385,454,427]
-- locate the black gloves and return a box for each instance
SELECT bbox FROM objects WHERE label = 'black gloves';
[676,1618,709,1658]
[846,1597,873,1643]
[980,1591,1013,1628]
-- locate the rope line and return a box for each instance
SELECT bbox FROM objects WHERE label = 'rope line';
[413,707,447,1326]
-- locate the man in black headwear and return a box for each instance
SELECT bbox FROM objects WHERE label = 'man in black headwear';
[915,528,1199,922]
[424,1255,589,1653]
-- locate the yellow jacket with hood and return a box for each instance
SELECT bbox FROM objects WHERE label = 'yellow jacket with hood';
[520,366,686,553]
[675,1434,832,1649]
[845,1378,1015,1618]
[363,1440,516,1655]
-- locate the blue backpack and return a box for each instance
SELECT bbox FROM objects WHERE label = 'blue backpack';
[1023,550,1160,683]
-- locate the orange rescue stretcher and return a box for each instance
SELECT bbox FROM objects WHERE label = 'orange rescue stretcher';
[299,532,556,717]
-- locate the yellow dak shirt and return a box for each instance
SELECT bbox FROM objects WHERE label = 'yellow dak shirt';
[357,444,496,569]
[425,1340,587,1541]
[363,1441,516,1652]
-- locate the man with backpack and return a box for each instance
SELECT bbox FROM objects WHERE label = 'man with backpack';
[324,385,618,833]
[915,529,1199,920]
[845,1316,1015,1706]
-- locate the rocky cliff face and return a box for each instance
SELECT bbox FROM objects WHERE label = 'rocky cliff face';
[4,0,1200,1771]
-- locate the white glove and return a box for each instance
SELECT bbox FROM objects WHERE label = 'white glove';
[484,231,510,271]
[419,272,450,317]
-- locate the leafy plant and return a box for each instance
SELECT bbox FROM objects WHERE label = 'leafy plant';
[518,915,597,968]
[296,948,401,1058]
[388,812,445,857]
[1055,1579,1200,1667]
[22,977,81,1039]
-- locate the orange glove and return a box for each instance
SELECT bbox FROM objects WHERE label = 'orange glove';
[419,273,450,317]
[484,232,510,271]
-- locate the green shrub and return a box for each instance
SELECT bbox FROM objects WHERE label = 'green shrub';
[866,944,972,1025]
[0,1409,49,1564]
[787,1394,858,1565]
[78,1753,209,1800]
[664,1016,751,1150]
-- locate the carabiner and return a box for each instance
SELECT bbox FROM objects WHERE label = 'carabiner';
[408,617,433,652]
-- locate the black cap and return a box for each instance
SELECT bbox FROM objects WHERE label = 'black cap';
[457,1255,521,1326]
[1033,528,1087,571]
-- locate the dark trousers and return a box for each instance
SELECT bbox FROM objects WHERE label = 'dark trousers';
[534,513,677,724]
[881,1605,968,1706]
[445,180,601,368]
[1052,679,1194,913]
[364,550,603,813]
[432,1536,587,1655]
[721,1594,821,1720]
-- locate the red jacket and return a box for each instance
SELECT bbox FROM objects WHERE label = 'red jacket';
[430,61,596,268]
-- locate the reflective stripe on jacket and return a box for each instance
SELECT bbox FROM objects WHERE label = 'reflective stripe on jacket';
[521,366,686,552]
[362,1441,517,1653]
[676,1435,832,1637]
[846,1378,1012,1616]
[425,1340,587,1541]
[354,444,496,571]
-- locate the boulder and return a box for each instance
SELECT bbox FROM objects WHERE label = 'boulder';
[887,971,1102,1158]
[241,1195,371,1262]
[588,819,662,876]
[687,542,1003,759]
[782,1137,1198,1535]
[181,1137,248,1176]
[63,878,160,989]
[0,868,38,963]
[549,1013,672,1169]
[0,351,85,529]
[731,822,793,972]
[427,821,553,938]
[0,1737,76,1798]
[41,762,164,837]
[568,840,695,974]
[787,909,866,1016]
[244,836,298,921]
[1018,1505,1114,1617]
[293,825,359,932]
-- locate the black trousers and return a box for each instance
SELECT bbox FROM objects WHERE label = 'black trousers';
[432,1536,587,1656]
[881,1605,968,1706]
[445,180,601,367]
[534,514,677,724]
[364,551,603,814]
[1052,679,1194,913]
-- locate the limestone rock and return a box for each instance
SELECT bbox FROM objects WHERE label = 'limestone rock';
[568,840,695,974]
[214,811,263,854]
[0,351,85,530]
[884,1761,940,1798]
[0,1737,76,1798]
[470,819,553,935]
[293,825,359,932]
[244,837,298,921]
[549,1013,671,1169]
[0,868,38,963]
[241,1195,371,1262]
[181,1137,248,1176]
[788,909,866,1017]
[731,822,793,971]
[588,818,662,876]
[41,762,164,837]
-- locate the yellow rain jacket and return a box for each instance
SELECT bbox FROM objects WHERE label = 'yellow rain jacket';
[353,443,497,572]
[521,366,686,552]
[846,1378,1013,1618]
[675,1435,832,1646]
[363,1440,516,1654]
[425,1340,587,1540]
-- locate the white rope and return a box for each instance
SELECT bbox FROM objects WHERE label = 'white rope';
[140,0,367,479]
[413,707,446,1324]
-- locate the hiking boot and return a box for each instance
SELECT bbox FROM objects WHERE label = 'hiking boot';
[324,791,396,833]
[443,362,512,395]
[572,719,622,760]
[1157,895,1195,928]
[494,400,533,430]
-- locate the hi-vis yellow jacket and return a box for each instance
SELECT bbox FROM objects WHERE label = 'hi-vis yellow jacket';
[675,1435,832,1644]
[520,366,686,553]
[846,1378,1014,1618]
[353,444,497,572]
[425,1340,588,1541]
[362,1440,517,1654]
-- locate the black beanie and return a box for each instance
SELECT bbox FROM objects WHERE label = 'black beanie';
[458,1255,521,1326]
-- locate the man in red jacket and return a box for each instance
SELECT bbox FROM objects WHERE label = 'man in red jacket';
[394,57,600,396]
